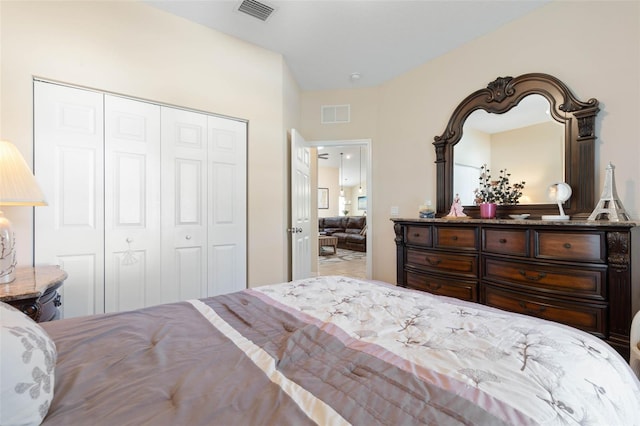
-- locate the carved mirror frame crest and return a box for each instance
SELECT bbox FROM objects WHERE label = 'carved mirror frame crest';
[434,73,599,219]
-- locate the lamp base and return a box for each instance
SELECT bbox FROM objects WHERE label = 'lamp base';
[541,214,570,221]
[0,270,16,284]
[0,211,17,283]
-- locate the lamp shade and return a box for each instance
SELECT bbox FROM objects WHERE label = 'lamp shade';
[0,140,47,206]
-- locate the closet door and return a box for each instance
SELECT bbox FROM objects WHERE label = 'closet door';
[104,95,162,312]
[207,116,247,295]
[35,82,248,315]
[34,81,105,318]
[160,107,208,303]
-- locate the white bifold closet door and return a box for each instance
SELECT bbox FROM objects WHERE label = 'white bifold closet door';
[34,81,247,318]
[34,83,105,318]
[160,110,247,303]
[104,95,162,312]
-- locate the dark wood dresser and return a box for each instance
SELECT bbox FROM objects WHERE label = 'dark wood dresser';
[392,218,640,360]
[0,266,67,322]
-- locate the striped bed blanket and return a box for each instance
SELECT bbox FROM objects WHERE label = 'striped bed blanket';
[42,276,640,425]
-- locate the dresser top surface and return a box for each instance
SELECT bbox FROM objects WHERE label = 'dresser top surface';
[391,217,640,228]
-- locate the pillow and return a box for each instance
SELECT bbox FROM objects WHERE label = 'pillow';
[0,301,56,426]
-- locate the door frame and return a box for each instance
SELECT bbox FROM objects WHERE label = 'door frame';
[311,138,372,279]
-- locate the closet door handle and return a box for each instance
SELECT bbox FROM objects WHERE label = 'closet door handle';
[185,235,192,240]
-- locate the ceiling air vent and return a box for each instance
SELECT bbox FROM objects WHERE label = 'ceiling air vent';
[237,0,275,21]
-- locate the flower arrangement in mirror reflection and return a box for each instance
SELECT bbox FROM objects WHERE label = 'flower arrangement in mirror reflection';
[474,164,526,205]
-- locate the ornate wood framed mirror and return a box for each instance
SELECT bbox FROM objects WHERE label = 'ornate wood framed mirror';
[434,73,599,219]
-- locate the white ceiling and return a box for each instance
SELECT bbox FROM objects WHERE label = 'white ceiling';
[146,0,550,91]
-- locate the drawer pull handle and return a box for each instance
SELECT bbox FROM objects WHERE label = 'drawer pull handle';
[427,283,442,291]
[426,257,442,266]
[563,243,572,249]
[518,270,547,281]
[518,301,546,315]
[451,236,458,241]
[499,238,507,244]
[413,233,421,238]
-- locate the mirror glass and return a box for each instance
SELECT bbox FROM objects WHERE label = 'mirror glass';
[453,94,564,205]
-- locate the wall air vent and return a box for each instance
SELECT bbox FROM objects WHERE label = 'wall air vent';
[321,105,351,124]
[238,0,275,21]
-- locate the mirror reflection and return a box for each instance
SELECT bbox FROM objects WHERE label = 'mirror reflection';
[453,94,564,205]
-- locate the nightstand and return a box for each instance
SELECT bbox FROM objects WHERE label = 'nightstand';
[0,266,67,322]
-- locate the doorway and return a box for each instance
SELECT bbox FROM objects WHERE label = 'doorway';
[313,139,372,280]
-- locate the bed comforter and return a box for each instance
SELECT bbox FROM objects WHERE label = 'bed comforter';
[42,276,640,425]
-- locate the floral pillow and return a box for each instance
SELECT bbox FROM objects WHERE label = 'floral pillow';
[0,301,56,425]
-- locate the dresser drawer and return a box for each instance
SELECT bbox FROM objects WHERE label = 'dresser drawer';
[405,226,431,246]
[406,272,476,302]
[483,257,606,300]
[482,284,607,337]
[535,231,605,263]
[434,226,477,250]
[407,249,477,277]
[483,228,528,256]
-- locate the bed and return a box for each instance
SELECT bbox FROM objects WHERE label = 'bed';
[2,276,639,425]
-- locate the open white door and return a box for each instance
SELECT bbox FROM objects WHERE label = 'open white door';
[290,129,312,280]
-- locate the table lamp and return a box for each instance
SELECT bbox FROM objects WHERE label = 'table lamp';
[541,182,572,221]
[0,140,47,284]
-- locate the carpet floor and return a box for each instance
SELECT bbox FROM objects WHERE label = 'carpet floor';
[318,248,366,279]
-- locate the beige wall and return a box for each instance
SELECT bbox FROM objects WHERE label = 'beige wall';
[492,122,564,204]
[2,1,638,288]
[317,167,340,217]
[0,1,300,287]
[317,167,366,217]
[300,1,640,284]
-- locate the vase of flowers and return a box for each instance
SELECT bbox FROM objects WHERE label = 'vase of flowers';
[474,164,526,218]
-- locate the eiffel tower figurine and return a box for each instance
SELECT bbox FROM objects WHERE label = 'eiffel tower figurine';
[588,162,630,221]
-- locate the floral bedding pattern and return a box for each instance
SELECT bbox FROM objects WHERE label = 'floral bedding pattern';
[0,302,57,425]
[253,276,640,425]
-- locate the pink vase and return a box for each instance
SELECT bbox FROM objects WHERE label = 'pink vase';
[479,203,497,219]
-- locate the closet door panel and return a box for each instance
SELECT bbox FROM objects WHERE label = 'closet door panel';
[175,247,204,300]
[161,107,208,303]
[34,81,105,318]
[55,254,98,318]
[104,95,161,312]
[59,148,98,226]
[176,159,202,224]
[207,116,247,296]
